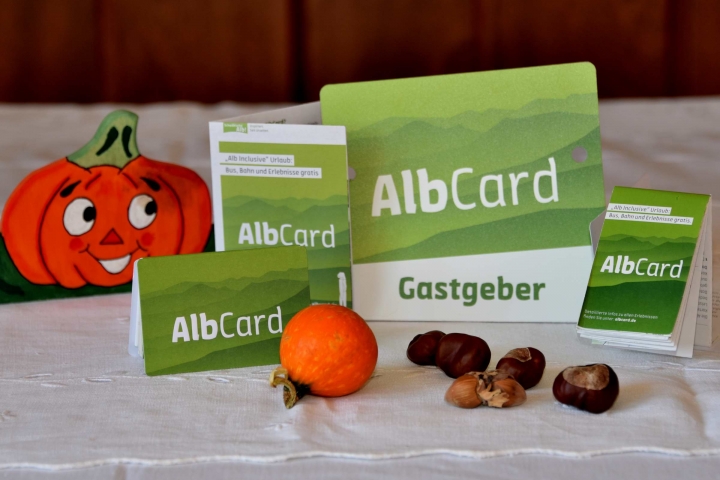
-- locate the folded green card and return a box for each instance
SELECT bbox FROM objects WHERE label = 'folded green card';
[207,122,352,308]
[128,246,310,376]
[577,187,712,357]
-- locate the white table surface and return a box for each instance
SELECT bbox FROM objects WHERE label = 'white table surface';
[1,99,720,479]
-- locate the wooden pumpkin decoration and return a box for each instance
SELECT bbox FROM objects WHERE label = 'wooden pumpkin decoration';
[1,110,211,289]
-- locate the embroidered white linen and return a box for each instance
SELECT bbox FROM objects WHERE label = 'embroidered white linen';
[1,100,720,478]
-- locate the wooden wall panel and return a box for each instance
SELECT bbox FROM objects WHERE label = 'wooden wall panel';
[0,0,719,103]
[0,0,100,102]
[99,0,295,103]
[487,0,669,97]
[669,0,720,95]
[300,0,480,100]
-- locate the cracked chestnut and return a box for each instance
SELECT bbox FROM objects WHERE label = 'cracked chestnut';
[445,370,526,408]
[553,363,619,414]
[435,333,491,378]
[407,330,446,365]
[496,347,546,389]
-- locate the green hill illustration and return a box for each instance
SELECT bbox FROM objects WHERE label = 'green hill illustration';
[348,122,603,263]
[349,110,599,175]
[150,336,284,376]
[138,246,311,376]
[221,193,351,306]
[329,83,605,264]
[352,93,598,139]
[581,280,687,335]
[143,266,309,300]
[144,285,310,375]
[597,238,695,262]
[217,140,352,308]
[588,234,697,288]
[143,278,310,320]
[601,234,697,247]
[362,207,599,263]
[223,194,348,212]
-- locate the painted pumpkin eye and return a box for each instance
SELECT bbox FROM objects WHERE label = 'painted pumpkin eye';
[63,198,96,236]
[128,194,157,229]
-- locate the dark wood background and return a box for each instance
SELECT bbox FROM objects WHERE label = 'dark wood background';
[1,0,718,103]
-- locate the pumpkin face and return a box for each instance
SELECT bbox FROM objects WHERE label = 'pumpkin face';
[1,110,211,289]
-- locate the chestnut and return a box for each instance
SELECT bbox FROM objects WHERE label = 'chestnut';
[553,363,619,414]
[407,330,446,365]
[435,333,491,378]
[445,370,526,409]
[496,347,546,389]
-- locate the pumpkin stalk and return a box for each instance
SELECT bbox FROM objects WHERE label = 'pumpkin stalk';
[67,110,140,169]
[269,367,300,409]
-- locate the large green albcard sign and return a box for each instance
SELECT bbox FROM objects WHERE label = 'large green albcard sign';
[321,63,605,322]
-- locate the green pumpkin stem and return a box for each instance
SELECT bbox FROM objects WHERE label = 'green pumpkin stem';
[67,110,140,169]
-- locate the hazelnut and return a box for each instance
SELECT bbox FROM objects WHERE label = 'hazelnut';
[553,364,619,414]
[496,347,546,389]
[435,333,491,378]
[445,371,526,409]
[444,373,483,408]
[406,330,446,365]
[479,375,527,408]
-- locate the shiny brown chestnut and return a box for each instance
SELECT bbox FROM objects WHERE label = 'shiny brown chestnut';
[407,330,446,365]
[496,347,546,389]
[435,333,491,378]
[553,363,619,414]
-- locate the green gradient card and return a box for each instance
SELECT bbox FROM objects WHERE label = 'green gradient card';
[321,62,605,322]
[208,122,352,308]
[577,187,712,357]
[128,247,311,376]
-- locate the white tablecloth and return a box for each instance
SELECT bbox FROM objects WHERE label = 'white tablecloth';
[1,99,720,479]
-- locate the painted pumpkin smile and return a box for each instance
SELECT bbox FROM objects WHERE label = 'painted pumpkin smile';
[95,253,133,275]
[85,246,141,275]
[84,228,146,275]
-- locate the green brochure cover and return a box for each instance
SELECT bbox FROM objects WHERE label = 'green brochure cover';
[129,247,311,376]
[579,187,710,336]
[208,123,352,308]
[320,62,605,322]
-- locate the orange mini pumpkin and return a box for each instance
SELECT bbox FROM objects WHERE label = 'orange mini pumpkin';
[1,110,211,289]
[270,304,378,408]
